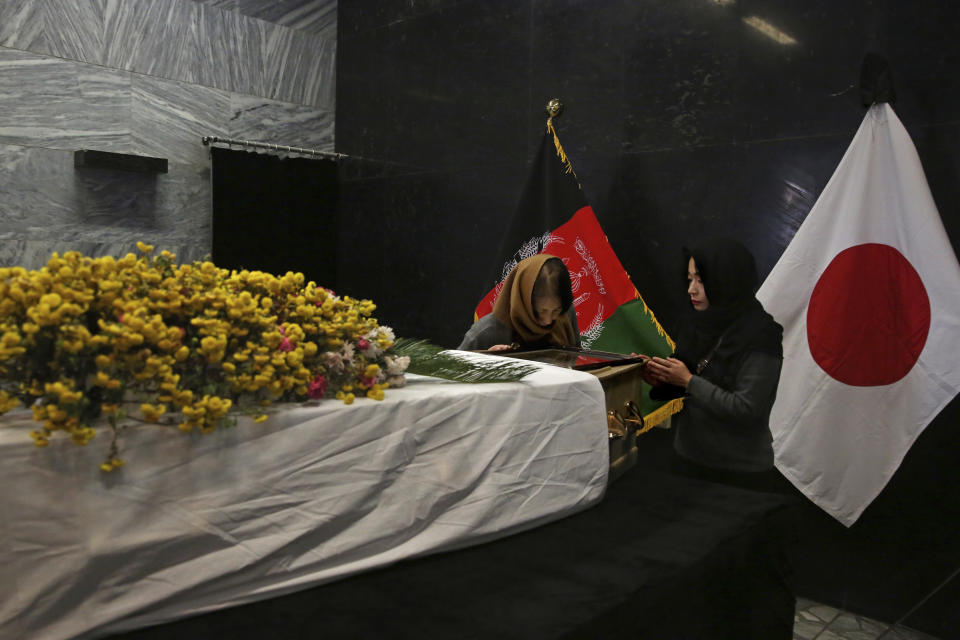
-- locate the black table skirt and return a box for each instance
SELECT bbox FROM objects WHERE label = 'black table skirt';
[109,464,799,640]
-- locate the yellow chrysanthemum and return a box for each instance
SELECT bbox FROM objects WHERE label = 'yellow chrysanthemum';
[140,403,166,423]
[0,391,19,414]
[2,244,401,469]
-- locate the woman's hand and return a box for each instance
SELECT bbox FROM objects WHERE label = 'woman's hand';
[637,356,659,386]
[487,344,513,352]
[645,357,693,388]
[640,363,659,386]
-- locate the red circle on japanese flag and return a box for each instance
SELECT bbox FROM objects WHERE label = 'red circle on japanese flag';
[807,243,930,386]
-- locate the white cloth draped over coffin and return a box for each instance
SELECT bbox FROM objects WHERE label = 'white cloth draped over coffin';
[0,353,608,640]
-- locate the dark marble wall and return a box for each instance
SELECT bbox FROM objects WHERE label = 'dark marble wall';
[0,0,336,268]
[336,0,960,635]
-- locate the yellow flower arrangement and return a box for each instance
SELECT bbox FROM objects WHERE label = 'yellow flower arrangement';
[0,245,407,470]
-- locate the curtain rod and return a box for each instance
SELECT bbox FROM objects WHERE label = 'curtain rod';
[201,136,346,159]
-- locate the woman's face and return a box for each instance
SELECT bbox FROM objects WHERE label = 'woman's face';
[687,257,710,311]
[533,295,563,327]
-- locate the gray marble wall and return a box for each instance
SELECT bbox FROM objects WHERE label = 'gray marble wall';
[0,0,336,269]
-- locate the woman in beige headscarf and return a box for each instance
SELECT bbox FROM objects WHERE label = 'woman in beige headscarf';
[458,254,580,351]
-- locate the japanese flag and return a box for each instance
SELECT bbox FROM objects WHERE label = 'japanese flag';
[757,103,960,526]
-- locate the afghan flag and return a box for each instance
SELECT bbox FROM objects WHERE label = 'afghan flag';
[475,118,681,427]
[757,103,960,526]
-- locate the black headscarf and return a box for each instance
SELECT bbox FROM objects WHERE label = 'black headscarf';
[673,238,782,371]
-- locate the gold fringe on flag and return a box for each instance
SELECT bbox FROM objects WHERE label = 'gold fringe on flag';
[547,117,579,183]
[632,288,677,352]
[639,397,684,432]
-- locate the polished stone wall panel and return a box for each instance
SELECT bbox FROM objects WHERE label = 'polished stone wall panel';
[911,121,960,249]
[0,144,79,232]
[2,234,211,270]
[102,0,205,85]
[74,167,161,229]
[72,163,212,262]
[622,1,743,151]
[530,1,628,160]
[199,6,267,96]
[263,27,337,108]
[337,0,528,171]
[0,144,211,269]
[336,155,438,183]
[131,74,230,165]
[229,95,335,150]
[0,0,46,53]
[199,9,336,109]
[338,0,461,37]
[237,0,337,39]
[338,163,527,345]
[0,48,132,151]
[1,0,338,110]
[528,1,634,218]
[881,0,960,126]
[194,0,337,38]
[732,0,879,142]
[41,0,105,65]
[74,66,134,152]
[0,49,82,145]
[154,162,214,245]
[0,0,335,270]
[193,0,236,8]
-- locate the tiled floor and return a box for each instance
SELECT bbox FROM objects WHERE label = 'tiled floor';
[794,598,941,640]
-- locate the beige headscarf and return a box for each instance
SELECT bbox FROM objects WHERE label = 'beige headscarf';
[492,254,577,347]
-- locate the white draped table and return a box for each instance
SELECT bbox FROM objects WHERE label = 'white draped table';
[0,354,608,640]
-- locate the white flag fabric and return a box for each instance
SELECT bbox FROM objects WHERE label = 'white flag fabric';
[757,103,960,526]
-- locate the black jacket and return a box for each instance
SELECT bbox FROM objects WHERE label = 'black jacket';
[653,346,782,472]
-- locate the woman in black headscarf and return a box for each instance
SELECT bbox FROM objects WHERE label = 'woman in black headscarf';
[643,238,785,492]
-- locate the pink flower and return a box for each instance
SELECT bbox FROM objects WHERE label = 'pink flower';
[278,337,294,352]
[307,375,327,399]
[357,338,370,351]
[360,376,377,389]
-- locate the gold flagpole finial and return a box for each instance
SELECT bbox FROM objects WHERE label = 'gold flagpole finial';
[546,98,564,119]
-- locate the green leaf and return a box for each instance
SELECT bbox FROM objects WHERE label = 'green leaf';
[392,338,539,384]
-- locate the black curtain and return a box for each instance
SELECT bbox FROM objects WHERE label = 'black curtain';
[211,147,338,288]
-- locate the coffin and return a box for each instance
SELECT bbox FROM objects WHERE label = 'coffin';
[489,347,648,482]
